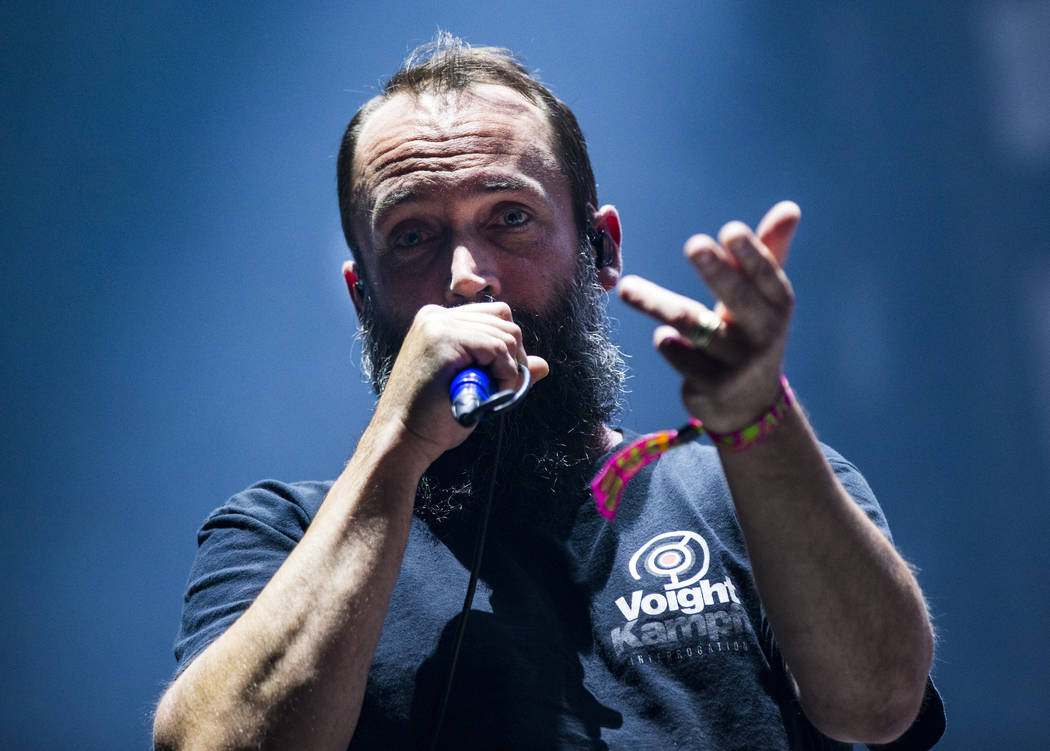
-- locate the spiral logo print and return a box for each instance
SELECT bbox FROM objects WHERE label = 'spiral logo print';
[628,531,710,591]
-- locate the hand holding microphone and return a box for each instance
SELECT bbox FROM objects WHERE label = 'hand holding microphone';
[370,302,546,463]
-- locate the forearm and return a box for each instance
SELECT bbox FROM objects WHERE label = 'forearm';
[152,302,542,750]
[721,405,933,743]
[619,203,933,741]
[153,421,429,751]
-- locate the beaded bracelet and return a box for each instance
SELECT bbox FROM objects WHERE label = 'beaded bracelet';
[590,375,794,520]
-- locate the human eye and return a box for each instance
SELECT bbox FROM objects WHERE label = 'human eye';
[496,206,531,228]
[389,224,436,251]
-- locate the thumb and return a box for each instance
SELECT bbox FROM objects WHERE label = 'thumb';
[526,355,549,385]
[756,200,801,267]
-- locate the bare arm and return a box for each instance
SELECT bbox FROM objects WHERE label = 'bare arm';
[618,202,933,744]
[718,403,932,743]
[153,302,546,751]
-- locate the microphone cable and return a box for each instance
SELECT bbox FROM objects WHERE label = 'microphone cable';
[428,412,505,751]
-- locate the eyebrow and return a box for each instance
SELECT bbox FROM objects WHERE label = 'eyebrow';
[370,175,542,229]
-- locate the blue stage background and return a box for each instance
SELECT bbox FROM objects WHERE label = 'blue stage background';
[4,2,1049,747]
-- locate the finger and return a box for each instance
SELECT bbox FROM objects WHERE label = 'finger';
[421,314,519,385]
[652,325,725,378]
[441,307,528,374]
[464,318,533,389]
[678,237,770,342]
[455,300,515,321]
[755,200,801,267]
[492,346,545,396]
[618,274,723,343]
[489,350,546,396]
[711,223,793,309]
[453,311,524,351]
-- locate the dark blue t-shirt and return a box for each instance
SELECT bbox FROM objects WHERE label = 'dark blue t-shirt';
[173,441,944,749]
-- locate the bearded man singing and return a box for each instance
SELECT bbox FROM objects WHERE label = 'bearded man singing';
[154,35,944,751]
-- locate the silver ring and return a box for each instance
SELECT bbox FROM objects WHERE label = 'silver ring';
[688,313,721,349]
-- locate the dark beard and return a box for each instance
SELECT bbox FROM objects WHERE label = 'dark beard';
[357,247,626,530]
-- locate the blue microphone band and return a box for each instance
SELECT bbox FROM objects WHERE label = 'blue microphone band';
[450,369,491,426]
[449,364,531,427]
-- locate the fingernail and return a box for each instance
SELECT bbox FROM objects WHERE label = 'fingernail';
[697,250,717,270]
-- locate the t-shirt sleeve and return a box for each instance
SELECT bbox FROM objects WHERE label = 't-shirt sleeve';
[171,480,319,676]
[819,443,894,541]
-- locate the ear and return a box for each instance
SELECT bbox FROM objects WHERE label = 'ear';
[342,259,364,317]
[588,203,623,291]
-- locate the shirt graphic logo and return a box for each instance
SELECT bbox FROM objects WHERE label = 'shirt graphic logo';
[609,529,753,665]
[629,530,710,591]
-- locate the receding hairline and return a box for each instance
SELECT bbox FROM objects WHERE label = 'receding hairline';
[336,35,599,273]
[348,83,559,215]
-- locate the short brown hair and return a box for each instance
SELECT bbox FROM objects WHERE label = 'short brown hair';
[336,33,598,274]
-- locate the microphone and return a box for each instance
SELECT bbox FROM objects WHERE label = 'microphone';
[450,368,491,426]
[449,363,532,427]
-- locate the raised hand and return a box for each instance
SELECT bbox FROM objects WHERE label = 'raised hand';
[618,201,801,432]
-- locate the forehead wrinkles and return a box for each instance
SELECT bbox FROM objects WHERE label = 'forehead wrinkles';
[353,89,558,215]
[365,132,555,195]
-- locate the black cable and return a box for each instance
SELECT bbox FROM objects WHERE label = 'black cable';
[428,414,504,750]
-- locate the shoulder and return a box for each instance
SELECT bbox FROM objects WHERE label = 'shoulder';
[198,478,333,544]
[645,440,731,512]
[817,443,874,490]
[608,440,734,531]
[627,437,888,532]
[813,443,892,539]
[173,479,333,673]
[216,478,333,517]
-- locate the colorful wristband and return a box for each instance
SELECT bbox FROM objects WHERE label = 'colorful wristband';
[705,375,794,452]
[590,376,794,520]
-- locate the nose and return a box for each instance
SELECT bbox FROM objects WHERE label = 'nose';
[446,242,501,304]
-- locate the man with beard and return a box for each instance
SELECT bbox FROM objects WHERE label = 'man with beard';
[357,238,624,530]
[154,36,942,751]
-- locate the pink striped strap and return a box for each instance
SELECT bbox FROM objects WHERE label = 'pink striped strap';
[591,376,793,520]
